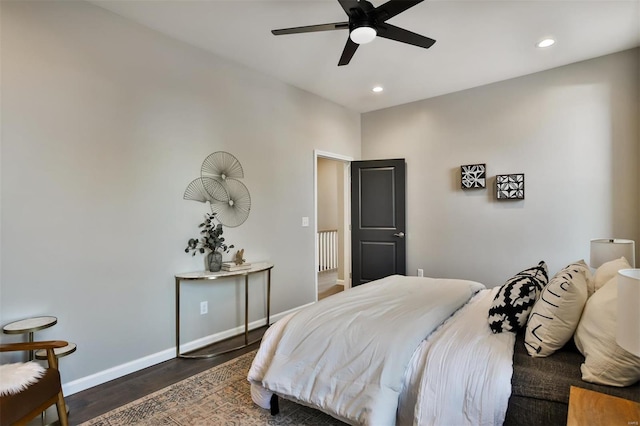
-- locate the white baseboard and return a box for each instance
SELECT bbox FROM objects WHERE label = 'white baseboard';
[336,279,345,286]
[62,347,176,396]
[62,303,314,396]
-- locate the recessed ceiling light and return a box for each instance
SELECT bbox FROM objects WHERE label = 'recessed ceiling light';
[372,86,384,93]
[536,38,555,48]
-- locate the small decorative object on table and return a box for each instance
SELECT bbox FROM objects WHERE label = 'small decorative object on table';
[234,249,246,265]
[221,262,252,272]
[222,249,250,271]
[185,212,234,272]
[222,252,252,272]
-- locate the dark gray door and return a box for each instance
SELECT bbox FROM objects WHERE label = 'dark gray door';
[351,159,406,286]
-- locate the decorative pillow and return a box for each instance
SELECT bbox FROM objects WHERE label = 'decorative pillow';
[488,261,549,333]
[574,276,640,386]
[592,257,631,293]
[524,260,590,357]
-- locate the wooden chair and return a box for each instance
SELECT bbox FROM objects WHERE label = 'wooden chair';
[0,340,69,426]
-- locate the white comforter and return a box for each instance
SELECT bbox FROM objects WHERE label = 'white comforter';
[248,275,487,425]
[398,287,516,426]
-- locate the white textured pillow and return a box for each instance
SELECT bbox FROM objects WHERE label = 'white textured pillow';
[574,276,640,386]
[525,260,590,357]
[593,257,631,292]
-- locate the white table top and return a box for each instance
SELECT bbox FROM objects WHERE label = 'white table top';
[35,342,77,359]
[3,316,58,334]
[176,261,274,280]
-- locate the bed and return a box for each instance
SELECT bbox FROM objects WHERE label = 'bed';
[247,261,640,426]
[506,332,639,425]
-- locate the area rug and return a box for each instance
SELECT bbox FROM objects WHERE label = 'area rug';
[80,350,346,425]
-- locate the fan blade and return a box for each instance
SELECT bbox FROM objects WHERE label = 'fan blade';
[376,23,435,49]
[272,22,348,35]
[374,0,424,21]
[338,38,359,66]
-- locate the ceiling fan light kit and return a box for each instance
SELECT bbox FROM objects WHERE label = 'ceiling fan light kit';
[271,0,436,66]
[350,26,377,44]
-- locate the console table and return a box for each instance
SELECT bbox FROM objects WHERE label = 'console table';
[175,262,274,359]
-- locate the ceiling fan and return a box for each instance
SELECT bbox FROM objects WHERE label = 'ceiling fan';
[271,0,436,66]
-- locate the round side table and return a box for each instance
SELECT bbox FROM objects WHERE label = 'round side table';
[34,342,77,360]
[2,316,58,360]
[3,316,73,426]
[30,343,77,426]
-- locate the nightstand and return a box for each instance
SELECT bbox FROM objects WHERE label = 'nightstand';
[567,386,640,426]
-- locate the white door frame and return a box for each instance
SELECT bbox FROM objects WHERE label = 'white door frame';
[314,150,353,299]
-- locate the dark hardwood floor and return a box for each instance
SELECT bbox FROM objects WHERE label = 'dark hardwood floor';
[66,326,268,424]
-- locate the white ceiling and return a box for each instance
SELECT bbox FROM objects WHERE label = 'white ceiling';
[91,0,640,113]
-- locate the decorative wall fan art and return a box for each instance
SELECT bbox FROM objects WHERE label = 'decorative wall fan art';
[184,152,251,227]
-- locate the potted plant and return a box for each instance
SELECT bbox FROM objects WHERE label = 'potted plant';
[185,212,234,272]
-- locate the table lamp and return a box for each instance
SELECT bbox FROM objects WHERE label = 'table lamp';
[590,238,636,268]
[617,269,640,356]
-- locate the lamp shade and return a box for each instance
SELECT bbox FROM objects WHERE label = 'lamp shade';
[590,238,635,268]
[617,269,640,356]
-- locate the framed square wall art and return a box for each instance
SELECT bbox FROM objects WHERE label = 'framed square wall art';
[461,164,486,189]
[496,174,525,200]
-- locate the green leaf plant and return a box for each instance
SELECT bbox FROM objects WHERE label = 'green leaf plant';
[184,213,234,256]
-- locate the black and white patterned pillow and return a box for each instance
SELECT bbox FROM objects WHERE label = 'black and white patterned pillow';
[488,261,549,333]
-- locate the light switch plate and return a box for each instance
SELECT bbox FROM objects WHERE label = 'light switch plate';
[302,217,309,227]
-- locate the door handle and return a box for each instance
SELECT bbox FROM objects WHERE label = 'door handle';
[393,232,405,238]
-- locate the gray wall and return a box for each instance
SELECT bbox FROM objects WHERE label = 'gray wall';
[0,0,360,391]
[362,49,639,287]
[317,158,340,231]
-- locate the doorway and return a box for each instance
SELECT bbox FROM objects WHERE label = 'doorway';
[350,159,407,286]
[315,150,353,300]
